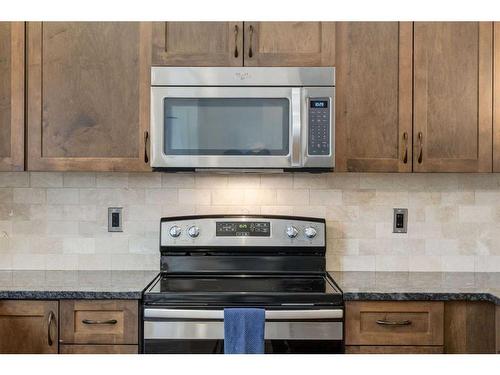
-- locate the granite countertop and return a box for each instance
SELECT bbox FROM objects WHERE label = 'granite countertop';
[0,270,159,299]
[330,271,500,305]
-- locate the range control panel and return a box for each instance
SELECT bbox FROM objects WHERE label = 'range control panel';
[160,216,326,248]
[216,221,271,237]
[308,98,331,156]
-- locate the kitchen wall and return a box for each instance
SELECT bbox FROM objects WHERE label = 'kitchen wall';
[0,171,499,272]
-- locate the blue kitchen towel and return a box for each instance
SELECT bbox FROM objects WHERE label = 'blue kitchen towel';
[223,308,265,354]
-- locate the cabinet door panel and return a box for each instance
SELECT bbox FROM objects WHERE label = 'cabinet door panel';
[0,22,24,171]
[243,22,335,66]
[335,22,412,172]
[152,22,243,66]
[0,300,58,354]
[414,22,493,172]
[27,22,151,171]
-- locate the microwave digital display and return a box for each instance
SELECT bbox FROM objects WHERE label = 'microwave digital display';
[310,100,328,108]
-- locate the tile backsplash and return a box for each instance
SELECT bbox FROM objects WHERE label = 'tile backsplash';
[0,172,499,272]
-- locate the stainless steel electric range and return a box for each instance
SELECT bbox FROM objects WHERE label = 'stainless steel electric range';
[142,215,344,354]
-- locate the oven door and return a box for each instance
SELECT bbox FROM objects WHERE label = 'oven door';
[150,86,303,170]
[143,308,344,354]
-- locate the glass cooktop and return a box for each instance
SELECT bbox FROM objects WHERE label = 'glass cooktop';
[143,273,342,307]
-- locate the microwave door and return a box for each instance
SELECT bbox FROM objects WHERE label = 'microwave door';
[151,86,297,169]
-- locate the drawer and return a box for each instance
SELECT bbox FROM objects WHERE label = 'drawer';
[60,300,138,345]
[346,345,443,354]
[60,345,138,354]
[346,301,444,346]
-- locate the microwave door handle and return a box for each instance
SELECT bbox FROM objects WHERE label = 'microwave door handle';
[291,88,302,167]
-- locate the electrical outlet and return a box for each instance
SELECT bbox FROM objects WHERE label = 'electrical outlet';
[108,207,123,232]
[393,208,408,233]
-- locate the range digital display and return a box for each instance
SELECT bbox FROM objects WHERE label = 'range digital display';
[216,221,271,237]
[310,100,328,108]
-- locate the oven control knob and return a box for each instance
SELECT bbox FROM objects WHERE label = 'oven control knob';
[304,227,317,239]
[169,225,182,238]
[286,226,298,238]
[187,226,200,238]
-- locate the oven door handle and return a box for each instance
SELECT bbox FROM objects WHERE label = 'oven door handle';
[290,87,302,167]
[144,308,343,320]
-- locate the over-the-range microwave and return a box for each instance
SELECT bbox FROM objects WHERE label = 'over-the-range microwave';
[150,67,335,172]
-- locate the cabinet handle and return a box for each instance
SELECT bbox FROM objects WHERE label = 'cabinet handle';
[47,311,55,346]
[376,319,412,326]
[82,319,118,325]
[417,131,423,164]
[233,25,239,58]
[144,131,149,164]
[248,25,254,58]
[402,132,408,164]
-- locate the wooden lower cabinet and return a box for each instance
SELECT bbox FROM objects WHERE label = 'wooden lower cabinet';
[346,300,499,354]
[346,346,444,354]
[0,300,58,354]
[60,345,138,354]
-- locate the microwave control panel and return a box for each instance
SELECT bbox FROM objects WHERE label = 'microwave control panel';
[308,98,330,156]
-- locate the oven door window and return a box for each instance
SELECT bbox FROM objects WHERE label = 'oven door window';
[163,98,290,156]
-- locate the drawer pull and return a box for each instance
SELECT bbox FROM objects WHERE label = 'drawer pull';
[376,319,412,326]
[82,319,118,325]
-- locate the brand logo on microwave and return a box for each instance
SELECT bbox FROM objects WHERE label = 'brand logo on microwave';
[235,72,251,80]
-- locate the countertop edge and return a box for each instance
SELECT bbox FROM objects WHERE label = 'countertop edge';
[0,291,143,300]
[342,292,500,305]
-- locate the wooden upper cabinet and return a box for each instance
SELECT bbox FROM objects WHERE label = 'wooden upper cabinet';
[27,22,152,171]
[152,22,243,66]
[243,22,335,66]
[0,22,24,171]
[413,22,493,172]
[0,301,58,354]
[335,22,413,172]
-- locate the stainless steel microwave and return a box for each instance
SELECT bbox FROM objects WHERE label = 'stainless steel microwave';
[150,67,335,172]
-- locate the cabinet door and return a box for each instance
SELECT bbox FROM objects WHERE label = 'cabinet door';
[0,300,58,354]
[243,22,335,66]
[152,22,243,66]
[27,22,152,171]
[414,22,493,172]
[335,22,413,172]
[0,22,24,171]
[444,301,496,354]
